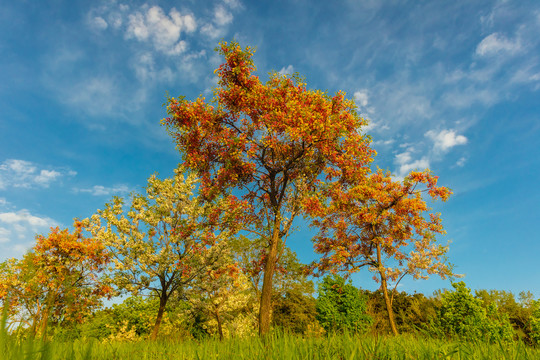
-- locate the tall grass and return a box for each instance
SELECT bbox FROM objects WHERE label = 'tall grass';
[2,312,539,360]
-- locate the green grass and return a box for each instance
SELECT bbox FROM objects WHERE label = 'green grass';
[2,333,540,359]
[2,313,539,360]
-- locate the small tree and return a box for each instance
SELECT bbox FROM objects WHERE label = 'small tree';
[87,168,235,339]
[309,169,454,335]
[315,275,371,334]
[272,282,317,335]
[0,223,111,338]
[191,269,256,340]
[435,281,514,342]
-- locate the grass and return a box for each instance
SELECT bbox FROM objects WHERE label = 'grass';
[2,312,539,360]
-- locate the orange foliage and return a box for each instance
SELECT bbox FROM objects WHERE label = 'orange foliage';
[0,221,111,331]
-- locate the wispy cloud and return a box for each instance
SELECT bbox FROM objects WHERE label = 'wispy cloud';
[214,5,233,26]
[74,184,131,197]
[0,209,58,258]
[200,1,241,39]
[393,151,430,180]
[456,157,467,167]
[0,159,76,190]
[278,64,294,76]
[476,33,521,57]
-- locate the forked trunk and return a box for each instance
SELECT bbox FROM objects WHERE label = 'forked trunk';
[258,222,281,335]
[150,295,168,340]
[377,243,399,336]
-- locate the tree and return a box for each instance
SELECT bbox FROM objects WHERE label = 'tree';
[435,281,514,342]
[87,168,235,339]
[230,234,313,301]
[0,223,111,338]
[315,275,371,334]
[474,289,534,341]
[162,41,374,335]
[190,266,256,340]
[362,289,439,335]
[272,287,317,335]
[309,169,454,335]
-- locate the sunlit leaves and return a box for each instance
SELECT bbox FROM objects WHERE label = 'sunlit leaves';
[310,169,454,283]
[86,167,235,338]
[0,223,111,334]
[162,41,375,334]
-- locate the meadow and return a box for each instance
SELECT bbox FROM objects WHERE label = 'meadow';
[2,327,540,360]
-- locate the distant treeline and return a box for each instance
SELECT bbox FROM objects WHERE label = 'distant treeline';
[7,274,537,346]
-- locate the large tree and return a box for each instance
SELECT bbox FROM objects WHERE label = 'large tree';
[309,169,455,335]
[87,168,235,339]
[162,41,374,334]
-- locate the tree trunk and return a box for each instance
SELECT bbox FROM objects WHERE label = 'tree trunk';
[150,294,168,340]
[258,222,281,335]
[377,243,399,336]
[38,306,50,341]
[215,309,224,341]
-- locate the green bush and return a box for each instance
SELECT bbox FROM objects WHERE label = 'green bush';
[272,287,317,334]
[530,300,540,346]
[315,275,371,333]
[435,281,514,342]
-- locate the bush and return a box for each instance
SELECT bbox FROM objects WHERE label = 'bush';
[315,275,371,333]
[272,287,317,334]
[434,281,514,342]
[530,300,540,346]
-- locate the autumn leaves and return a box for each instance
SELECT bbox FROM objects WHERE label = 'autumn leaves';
[1,41,454,339]
[162,41,455,335]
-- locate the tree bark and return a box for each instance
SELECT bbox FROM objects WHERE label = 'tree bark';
[258,222,281,335]
[150,294,168,340]
[38,306,50,340]
[215,309,224,341]
[377,243,399,336]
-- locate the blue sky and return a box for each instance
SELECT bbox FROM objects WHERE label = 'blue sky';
[1,0,539,298]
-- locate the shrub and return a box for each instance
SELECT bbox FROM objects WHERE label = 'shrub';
[315,275,371,333]
[435,281,514,342]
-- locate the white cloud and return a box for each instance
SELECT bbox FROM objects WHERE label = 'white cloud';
[75,184,131,196]
[214,5,233,26]
[201,1,240,40]
[34,170,62,186]
[223,0,242,9]
[200,24,223,39]
[354,90,369,107]
[476,33,521,57]
[425,129,468,152]
[0,210,50,227]
[63,77,119,116]
[371,139,394,147]
[127,12,149,41]
[125,6,196,56]
[0,159,75,190]
[394,152,430,180]
[0,227,10,243]
[0,209,58,260]
[278,65,294,75]
[456,157,467,167]
[0,209,56,242]
[91,16,108,30]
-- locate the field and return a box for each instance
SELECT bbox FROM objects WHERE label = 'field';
[2,329,540,360]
